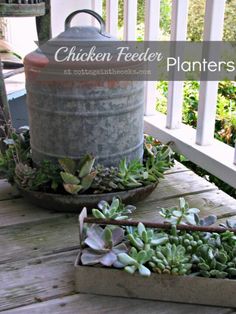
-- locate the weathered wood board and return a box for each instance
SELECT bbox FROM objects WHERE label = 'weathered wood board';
[0,216,78,264]
[0,251,77,312]
[2,294,233,314]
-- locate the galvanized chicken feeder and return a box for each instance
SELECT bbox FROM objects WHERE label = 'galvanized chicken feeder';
[24,9,144,167]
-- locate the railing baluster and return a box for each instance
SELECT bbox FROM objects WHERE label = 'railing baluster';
[196,0,226,145]
[166,0,189,129]
[144,0,161,116]
[124,0,137,40]
[106,0,118,37]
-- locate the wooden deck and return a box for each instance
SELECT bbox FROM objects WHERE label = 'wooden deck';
[0,161,236,314]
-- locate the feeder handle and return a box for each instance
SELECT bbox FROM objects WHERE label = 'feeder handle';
[65,9,106,35]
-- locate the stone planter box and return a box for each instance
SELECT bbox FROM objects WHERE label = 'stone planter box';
[75,253,236,308]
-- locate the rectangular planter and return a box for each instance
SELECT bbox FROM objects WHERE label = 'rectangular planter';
[75,253,236,308]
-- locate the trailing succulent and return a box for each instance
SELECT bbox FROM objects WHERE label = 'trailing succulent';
[80,197,236,280]
[0,130,174,195]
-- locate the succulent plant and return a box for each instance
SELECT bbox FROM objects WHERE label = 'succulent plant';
[160,198,200,225]
[91,164,122,193]
[59,155,96,194]
[92,197,136,220]
[14,160,62,192]
[118,159,146,188]
[144,135,174,180]
[14,162,36,189]
[81,224,128,267]
[159,197,217,226]
[127,222,169,251]
[149,243,192,275]
[118,247,153,276]
[221,230,236,247]
[191,243,236,279]
[79,195,236,279]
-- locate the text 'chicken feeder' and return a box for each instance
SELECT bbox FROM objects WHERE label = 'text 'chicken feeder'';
[24,9,144,167]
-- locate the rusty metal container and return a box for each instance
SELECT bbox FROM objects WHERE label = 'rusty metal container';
[24,10,144,167]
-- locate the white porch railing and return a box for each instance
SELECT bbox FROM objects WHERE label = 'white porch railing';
[6,0,236,188]
[94,0,236,188]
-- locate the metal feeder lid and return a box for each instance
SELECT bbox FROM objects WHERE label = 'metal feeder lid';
[53,9,118,42]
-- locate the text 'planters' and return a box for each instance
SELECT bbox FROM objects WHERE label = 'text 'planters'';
[24,10,144,167]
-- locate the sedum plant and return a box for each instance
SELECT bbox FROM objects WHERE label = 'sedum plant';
[59,155,96,194]
[192,244,230,279]
[92,197,136,220]
[149,243,192,275]
[81,224,128,267]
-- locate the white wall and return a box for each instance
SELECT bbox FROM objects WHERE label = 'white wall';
[51,0,93,37]
[6,17,38,58]
[5,0,93,58]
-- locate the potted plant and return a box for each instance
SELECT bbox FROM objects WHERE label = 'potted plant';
[75,197,236,308]
[0,125,174,211]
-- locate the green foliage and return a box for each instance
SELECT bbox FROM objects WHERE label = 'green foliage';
[117,140,174,189]
[15,160,62,192]
[0,129,30,182]
[144,140,174,181]
[1,131,173,194]
[192,242,236,279]
[92,197,136,220]
[33,160,62,192]
[188,0,236,42]
[118,159,145,188]
[156,81,236,198]
[160,0,171,35]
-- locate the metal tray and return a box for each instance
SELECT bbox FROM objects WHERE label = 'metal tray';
[18,183,158,213]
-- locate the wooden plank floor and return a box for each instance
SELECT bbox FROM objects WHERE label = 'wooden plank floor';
[0,161,236,314]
